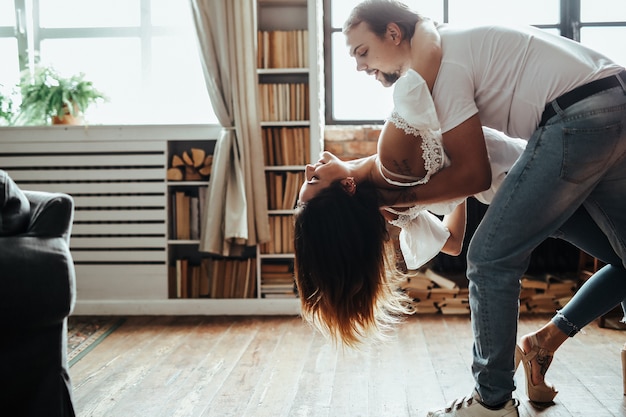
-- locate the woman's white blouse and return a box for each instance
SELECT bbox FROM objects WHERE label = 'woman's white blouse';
[383,69,526,270]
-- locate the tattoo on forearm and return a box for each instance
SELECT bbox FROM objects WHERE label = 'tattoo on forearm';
[394,189,419,205]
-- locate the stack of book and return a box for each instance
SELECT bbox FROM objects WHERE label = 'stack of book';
[400,269,470,315]
[261,261,296,298]
[519,273,577,313]
[401,269,578,315]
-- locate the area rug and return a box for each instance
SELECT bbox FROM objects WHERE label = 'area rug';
[67,316,125,367]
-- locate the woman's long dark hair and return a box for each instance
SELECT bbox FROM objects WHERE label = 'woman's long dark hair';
[294,180,412,347]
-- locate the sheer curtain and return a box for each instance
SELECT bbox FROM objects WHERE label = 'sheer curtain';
[190,0,270,256]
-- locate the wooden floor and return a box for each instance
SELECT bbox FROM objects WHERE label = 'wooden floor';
[70,314,626,417]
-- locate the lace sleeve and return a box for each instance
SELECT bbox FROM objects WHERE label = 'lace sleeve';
[385,111,445,186]
[378,69,446,187]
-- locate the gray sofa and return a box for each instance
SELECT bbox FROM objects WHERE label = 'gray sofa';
[0,170,76,416]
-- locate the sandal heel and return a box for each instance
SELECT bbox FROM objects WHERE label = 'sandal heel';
[516,335,558,403]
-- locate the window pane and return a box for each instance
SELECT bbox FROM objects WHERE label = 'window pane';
[151,36,217,124]
[0,1,15,26]
[31,1,216,125]
[448,0,558,25]
[39,0,140,28]
[331,33,393,121]
[580,27,626,66]
[581,0,626,21]
[0,39,20,90]
[40,38,142,124]
[332,0,444,28]
[330,1,443,121]
[151,0,190,26]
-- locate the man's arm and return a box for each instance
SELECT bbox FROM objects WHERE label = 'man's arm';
[410,18,441,91]
[379,114,492,207]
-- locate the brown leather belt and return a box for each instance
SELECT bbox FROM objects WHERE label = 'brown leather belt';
[539,69,626,127]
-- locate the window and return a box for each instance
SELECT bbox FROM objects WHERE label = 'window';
[0,0,217,125]
[325,0,626,124]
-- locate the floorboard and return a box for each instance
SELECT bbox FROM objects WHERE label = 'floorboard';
[70,314,626,417]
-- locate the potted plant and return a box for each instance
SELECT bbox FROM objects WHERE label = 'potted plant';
[16,66,107,125]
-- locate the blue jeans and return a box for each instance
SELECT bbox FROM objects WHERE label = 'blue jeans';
[552,206,626,336]
[466,81,626,405]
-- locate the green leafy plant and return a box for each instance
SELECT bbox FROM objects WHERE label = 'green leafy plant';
[0,85,16,126]
[16,66,107,125]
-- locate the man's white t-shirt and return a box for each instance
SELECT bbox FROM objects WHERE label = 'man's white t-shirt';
[432,24,623,139]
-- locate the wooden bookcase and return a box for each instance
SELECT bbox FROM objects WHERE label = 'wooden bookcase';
[256,0,324,301]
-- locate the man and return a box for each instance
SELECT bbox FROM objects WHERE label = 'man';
[343,1,626,416]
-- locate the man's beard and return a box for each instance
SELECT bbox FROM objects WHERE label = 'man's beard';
[380,71,400,87]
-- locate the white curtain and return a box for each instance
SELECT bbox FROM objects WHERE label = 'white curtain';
[191,0,270,256]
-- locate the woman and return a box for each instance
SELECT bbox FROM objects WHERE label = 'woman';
[294,69,525,347]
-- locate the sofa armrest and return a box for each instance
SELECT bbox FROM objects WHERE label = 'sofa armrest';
[0,235,76,327]
[24,191,74,241]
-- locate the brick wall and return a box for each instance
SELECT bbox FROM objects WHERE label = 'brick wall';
[323,125,381,160]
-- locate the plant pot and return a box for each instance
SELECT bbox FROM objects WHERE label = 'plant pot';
[52,104,83,125]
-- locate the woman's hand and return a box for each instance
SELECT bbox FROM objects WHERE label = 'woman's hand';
[441,199,467,256]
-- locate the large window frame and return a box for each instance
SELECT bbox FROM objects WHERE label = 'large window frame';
[0,0,217,126]
[324,0,626,125]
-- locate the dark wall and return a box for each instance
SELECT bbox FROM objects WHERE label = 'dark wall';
[432,197,580,275]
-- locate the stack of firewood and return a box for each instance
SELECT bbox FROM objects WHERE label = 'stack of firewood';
[167,148,213,181]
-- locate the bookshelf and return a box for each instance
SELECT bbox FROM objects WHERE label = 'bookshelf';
[166,140,259,301]
[256,0,324,300]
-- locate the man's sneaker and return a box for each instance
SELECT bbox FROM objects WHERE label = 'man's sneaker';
[426,391,519,417]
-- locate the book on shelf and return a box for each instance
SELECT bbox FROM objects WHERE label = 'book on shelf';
[258,83,309,121]
[174,191,190,240]
[281,171,302,210]
[272,215,283,254]
[170,189,205,241]
[207,257,257,299]
[260,259,294,298]
[171,257,256,299]
[274,172,284,209]
[174,260,205,299]
[260,169,301,251]
[261,262,292,273]
[200,258,212,297]
[262,127,310,166]
[257,29,308,69]
[260,215,295,255]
